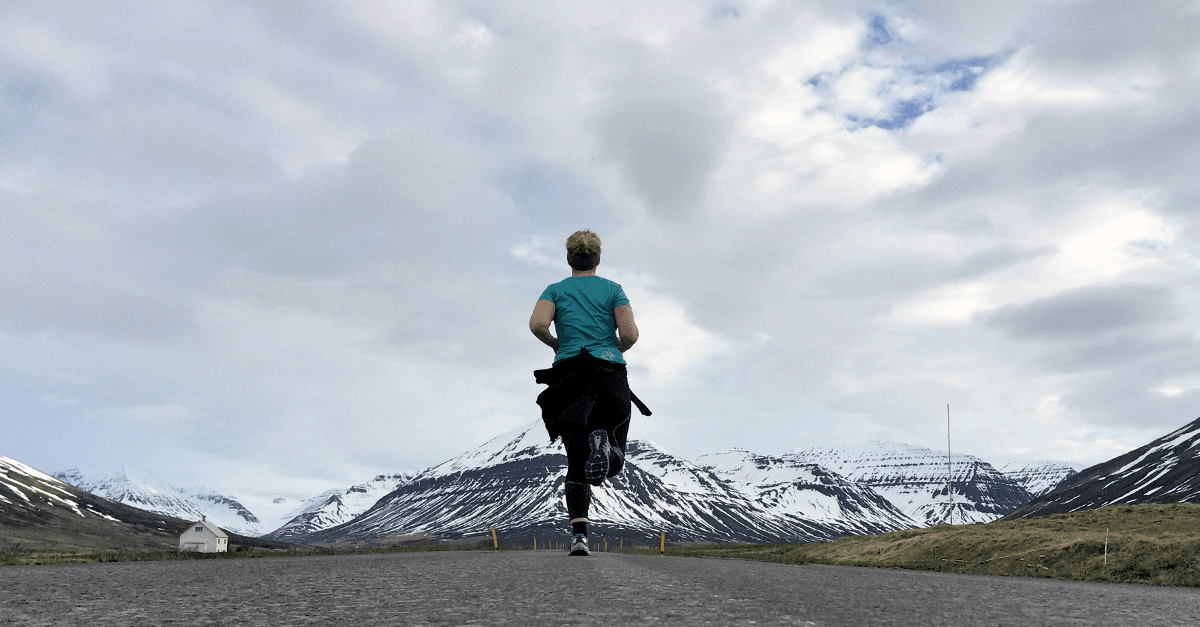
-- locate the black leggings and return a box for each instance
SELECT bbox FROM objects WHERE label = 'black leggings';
[563,371,631,484]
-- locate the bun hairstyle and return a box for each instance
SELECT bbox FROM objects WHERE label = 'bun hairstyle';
[566,230,601,271]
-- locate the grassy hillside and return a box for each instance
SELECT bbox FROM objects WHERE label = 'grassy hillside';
[636,504,1200,586]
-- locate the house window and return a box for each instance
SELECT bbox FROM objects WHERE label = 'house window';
[196,526,204,532]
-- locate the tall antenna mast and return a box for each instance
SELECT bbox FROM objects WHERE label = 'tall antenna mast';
[946,404,953,524]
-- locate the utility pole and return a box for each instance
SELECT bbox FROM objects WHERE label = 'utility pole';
[946,404,953,525]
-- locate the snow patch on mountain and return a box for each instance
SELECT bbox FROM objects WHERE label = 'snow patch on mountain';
[2,455,164,528]
[54,467,267,536]
[789,443,1032,525]
[293,423,917,545]
[2,456,85,517]
[264,471,417,541]
[995,461,1081,498]
[427,424,562,477]
[1005,417,1200,520]
[698,448,917,531]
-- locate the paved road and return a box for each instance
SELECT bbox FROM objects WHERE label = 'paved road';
[3,551,1199,626]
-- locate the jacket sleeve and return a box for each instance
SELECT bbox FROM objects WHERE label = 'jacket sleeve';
[535,371,601,442]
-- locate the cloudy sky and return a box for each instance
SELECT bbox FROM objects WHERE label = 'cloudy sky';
[3,1,1199,502]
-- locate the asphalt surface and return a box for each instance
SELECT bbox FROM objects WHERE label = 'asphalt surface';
[2,550,1199,626]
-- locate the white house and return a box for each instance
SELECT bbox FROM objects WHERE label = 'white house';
[179,517,229,553]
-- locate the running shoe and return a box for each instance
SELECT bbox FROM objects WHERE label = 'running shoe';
[584,429,610,486]
[568,533,589,556]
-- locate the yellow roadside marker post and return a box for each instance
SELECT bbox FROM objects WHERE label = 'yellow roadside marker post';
[660,532,665,555]
[533,536,537,551]
[491,527,499,552]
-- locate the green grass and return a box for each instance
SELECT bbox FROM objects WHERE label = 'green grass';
[637,504,1200,587]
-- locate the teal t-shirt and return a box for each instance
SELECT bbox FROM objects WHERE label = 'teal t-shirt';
[539,276,630,364]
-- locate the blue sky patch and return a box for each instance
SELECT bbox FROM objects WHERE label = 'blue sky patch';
[839,51,998,131]
[936,56,993,91]
[850,98,934,131]
[868,15,892,46]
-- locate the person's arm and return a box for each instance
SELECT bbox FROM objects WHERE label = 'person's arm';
[614,304,638,352]
[529,299,558,351]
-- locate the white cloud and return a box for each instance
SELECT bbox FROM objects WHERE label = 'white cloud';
[2,0,1199,500]
[606,268,731,390]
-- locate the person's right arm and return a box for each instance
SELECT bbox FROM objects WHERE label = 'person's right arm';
[615,304,638,352]
[529,299,558,351]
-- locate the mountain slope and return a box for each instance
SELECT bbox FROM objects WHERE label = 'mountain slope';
[54,468,265,536]
[1004,417,1200,520]
[789,443,1032,525]
[996,461,1081,498]
[263,472,416,541]
[3,454,207,551]
[293,423,917,545]
[3,455,298,552]
[696,449,918,533]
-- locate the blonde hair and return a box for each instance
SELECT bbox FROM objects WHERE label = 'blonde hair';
[566,230,601,270]
[566,230,602,256]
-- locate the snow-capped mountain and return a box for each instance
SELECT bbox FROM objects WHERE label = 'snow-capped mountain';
[2,454,189,550]
[3,457,110,523]
[1005,417,1200,520]
[220,493,310,535]
[789,443,1032,525]
[54,468,265,536]
[290,423,918,546]
[264,472,416,542]
[296,425,581,544]
[696,449,917,532]
[4,454,301,552]
[995,461,1081,498]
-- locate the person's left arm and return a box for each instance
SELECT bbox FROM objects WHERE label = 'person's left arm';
[529,299,558,351]
[615,304,638,352]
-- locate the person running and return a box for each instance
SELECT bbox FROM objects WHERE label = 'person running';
[529,230,650,556]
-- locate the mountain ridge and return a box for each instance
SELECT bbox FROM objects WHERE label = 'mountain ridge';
[264,472,417,542]
[1,454,293,552]
[996,460,1082,498]
[1004,417,1200,520]
[279,423,921,545]
[788,442,1034,525]
[52,468,279,536]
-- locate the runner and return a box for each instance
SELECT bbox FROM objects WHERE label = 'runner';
[529,230,650,556]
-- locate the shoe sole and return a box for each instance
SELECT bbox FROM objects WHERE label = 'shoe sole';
[584,429,610,486]
[569,535,589,556]
[568,547,589,556]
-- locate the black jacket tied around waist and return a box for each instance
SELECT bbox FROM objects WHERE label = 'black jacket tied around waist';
[533,349,651,446]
